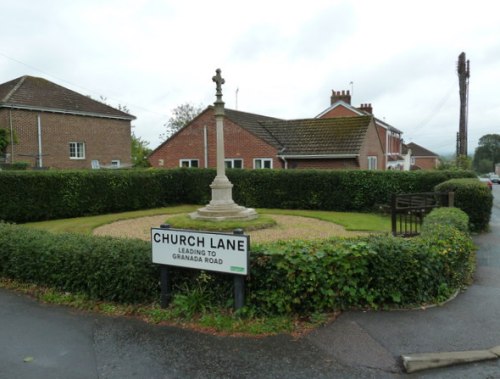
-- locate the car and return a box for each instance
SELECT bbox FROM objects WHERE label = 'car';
[479,177,493,190]
[489,174,500,184]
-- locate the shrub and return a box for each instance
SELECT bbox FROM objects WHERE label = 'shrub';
[0,223,158,303]
[247,225,475,314]
[0,169,475,223]
[421,207,469,235]
[0,162,29,170]
[435,178,493,232]
[0,219,475,314]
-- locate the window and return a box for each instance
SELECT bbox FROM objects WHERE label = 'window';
[367,156,377,170]
[225,159,243,169]
[69,142,85,159]
[180,159,199,168]
[254,158,272,169]
[111,160,121,168]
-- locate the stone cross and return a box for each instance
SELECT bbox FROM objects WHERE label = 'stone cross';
[189,68,256,222]
[212,68,225,100]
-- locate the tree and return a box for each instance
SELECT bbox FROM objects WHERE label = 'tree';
[0,128,17,156]
[473,133,500,173]
[131,132,152,167]
[159,103,203,141]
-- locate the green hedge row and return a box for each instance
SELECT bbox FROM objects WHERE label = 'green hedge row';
[0,216,475,314]
[435,178,493,232]
[0,169,475,223]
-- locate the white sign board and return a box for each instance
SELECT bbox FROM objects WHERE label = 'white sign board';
[151,228,249,275]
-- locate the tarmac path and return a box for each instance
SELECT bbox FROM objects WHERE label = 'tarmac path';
[1,186,499,378]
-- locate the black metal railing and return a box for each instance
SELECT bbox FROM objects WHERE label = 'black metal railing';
[391,192,454,237]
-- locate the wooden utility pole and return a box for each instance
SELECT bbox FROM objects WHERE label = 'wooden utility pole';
[457,52,470,159]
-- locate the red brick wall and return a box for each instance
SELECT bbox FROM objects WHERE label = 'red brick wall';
[319,105,359,118]
[0,109,131,169]
[149,108,281,169]
[286,158,358,169]
[358,119,385,170]
[414,157,438,170]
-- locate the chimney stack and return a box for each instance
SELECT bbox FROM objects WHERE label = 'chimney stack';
[330,90,351,105]
[359,103,373,114]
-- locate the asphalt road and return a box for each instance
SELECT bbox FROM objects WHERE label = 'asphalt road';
[1,186,499,378]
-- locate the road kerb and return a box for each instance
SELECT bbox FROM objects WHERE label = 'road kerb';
[402,349,499,373]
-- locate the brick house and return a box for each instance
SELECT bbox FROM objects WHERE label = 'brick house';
[0,75,134,169]
[148,106,385,170]
[317,90,407,170]
[403,142,439,170]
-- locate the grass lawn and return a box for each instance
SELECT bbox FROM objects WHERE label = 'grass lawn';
[24,205,391,234]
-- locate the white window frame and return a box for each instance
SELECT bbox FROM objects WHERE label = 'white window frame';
[179,159,199,168]
[253,158,273,169]
[69,142,85,159]
[367,156,377,170]
[111,160,121,168]
[225,158,243,169]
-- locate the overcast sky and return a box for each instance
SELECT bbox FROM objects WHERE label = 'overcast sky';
[1,0,499,155]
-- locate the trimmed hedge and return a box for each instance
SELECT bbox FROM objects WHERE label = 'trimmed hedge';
[422,207,469,235]
[0,168,475,223]
[248,225,475,314]
[0,221,475,314]
[435,178,493,232]
[0,169,214,223]
[0,223,158,303]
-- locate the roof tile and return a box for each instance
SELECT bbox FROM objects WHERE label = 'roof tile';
[0,76,134,120]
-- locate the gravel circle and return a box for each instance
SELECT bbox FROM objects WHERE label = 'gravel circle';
[93,214,368,243]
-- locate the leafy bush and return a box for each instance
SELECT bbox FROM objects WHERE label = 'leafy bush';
[0,222,158,303]
[435,178,493,232]
[0,162,29,170]
[0,218,475,314]
[248,226,475,314]
[0,169,475,223]
[421,207,469,234]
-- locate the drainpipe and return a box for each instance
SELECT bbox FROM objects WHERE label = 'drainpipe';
[37,114,43,168]
[278,148,288,169]
[385,130,389,170]
[203,125,208,168]
[9,110,14,162]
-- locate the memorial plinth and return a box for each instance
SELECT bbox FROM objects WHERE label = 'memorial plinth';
[190,69,257,221]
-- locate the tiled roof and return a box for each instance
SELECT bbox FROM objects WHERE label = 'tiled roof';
[0,76,135,120]
[403,142,438,157]
[260,116,372,156]
[223,108,283,149]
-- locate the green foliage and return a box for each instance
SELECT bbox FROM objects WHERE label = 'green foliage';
[0,161,29,170]
[0,169,213,223]
[472,133,500,173]
[160,103,204,140]
[0,168,475,223]
[0,207,475,315]
[229,169,475,211]
[248,225,475,314]
[164,213,276,232]
[0,223,158,303]
[421,207,469,235]
[0,128,17,155]
[131,132,152,168]
[435,178,493,232]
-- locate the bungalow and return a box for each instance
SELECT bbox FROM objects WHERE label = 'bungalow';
[403,142,440,170]
[0,75,135,169]
[148,106,385,170]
